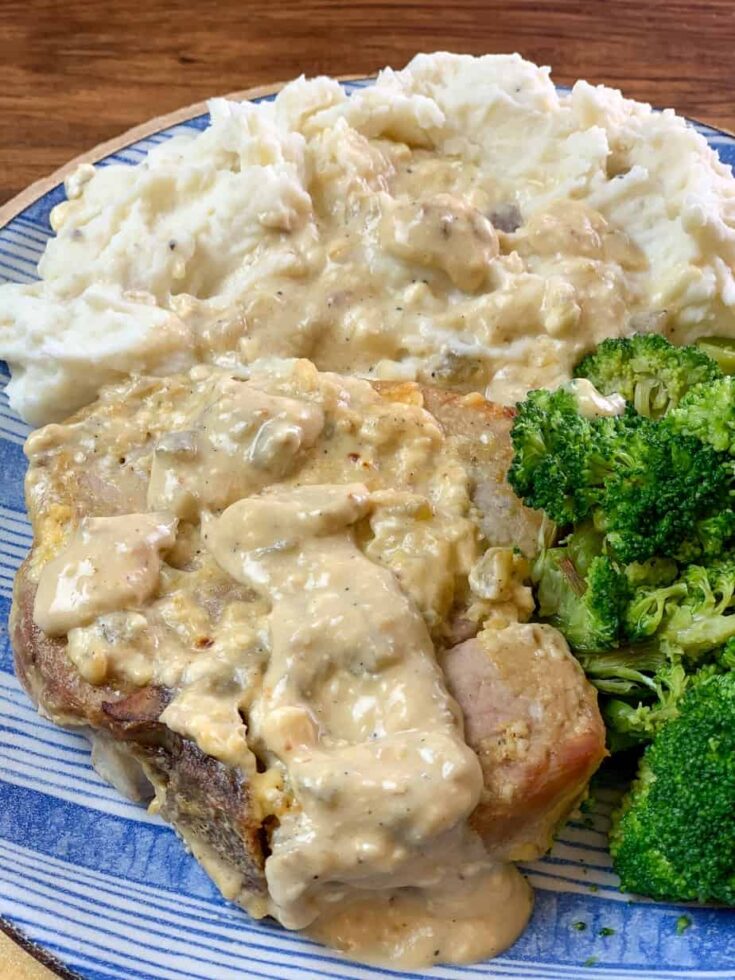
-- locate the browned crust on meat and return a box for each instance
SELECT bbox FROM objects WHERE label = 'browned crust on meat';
[142,736,266,885]
[10,559,267,895]
[11,560,119,728]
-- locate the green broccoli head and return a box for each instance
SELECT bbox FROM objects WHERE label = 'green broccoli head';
[716,636,735,670]
[623,558,735,658]
[598,560,735,750]
[682,559,735,612]
[534,547,631,652]
[574,334,722,419]
[687,510,735,562]
[508,387,599,524]
[596,423,735,564]
[510,383,735,563]
[609,671,735,904]
[666,375,735,456]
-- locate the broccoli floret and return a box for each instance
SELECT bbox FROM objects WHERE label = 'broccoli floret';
[510,386,735,563]
[598,561,735,749]
[534,548,631,652]
[659,559,735,659]
[574,334,722,419]
[508,387,599,524]
[624,578,688,643]
[683,559,735,611]
[696,336,735,375]
[600,647,730,753]
[602,661,690,745]
[666,376,735,455]
[622,558,735,658]
[686,510,735,562]
[609,671,735,904]
[716,636,735,670]
[596,423,735,564]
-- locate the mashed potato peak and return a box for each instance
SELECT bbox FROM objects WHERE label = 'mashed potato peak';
[2,52,735,424]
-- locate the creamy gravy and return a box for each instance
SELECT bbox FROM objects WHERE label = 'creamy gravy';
[379,192,500,292]
[307,863,531,968]
[233,150,645,407]
[27,358,536,967]
[204,483,530,960]
[567,377,626,418]
[148,377,325,518]
[34,513,177,636]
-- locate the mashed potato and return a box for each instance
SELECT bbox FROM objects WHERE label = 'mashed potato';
[3,51,735,425]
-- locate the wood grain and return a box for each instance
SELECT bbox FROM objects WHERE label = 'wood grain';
[1,0,735,205]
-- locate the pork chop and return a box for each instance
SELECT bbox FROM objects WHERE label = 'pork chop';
[10,359,600,923]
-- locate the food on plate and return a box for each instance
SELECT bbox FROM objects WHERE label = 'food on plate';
[508,334,735,902]
[12,357,606,967]
[5,50,735,967]
[3,52,735,425]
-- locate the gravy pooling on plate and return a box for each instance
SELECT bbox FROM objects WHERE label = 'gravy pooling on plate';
[3,52,735,425]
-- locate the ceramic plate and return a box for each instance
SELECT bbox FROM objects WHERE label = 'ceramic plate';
[1,79,735,980]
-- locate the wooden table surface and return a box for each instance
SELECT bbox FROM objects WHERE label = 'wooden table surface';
[2,0,735,206]
[1,0,734,975]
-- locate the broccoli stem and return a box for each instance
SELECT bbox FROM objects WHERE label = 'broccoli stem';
[696,337,735,375]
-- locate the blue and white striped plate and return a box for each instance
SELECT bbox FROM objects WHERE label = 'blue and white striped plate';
[1,79,735,980]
